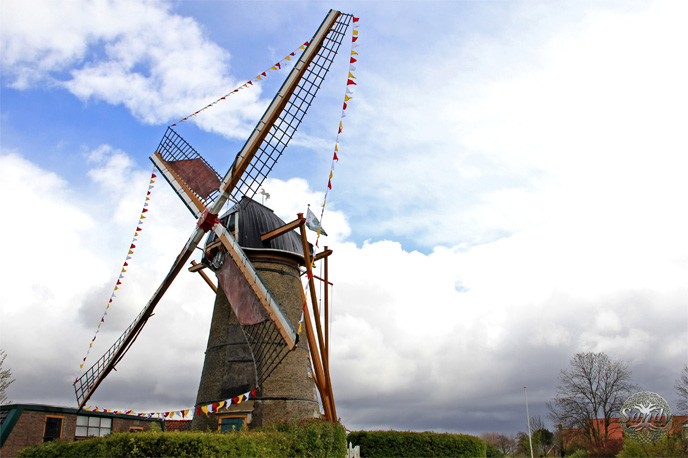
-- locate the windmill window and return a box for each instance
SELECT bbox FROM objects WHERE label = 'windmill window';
[218,415,246,433]
[43,416,63,442]
[75,415,112,438]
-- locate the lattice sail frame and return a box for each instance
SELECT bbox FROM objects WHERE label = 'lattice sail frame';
[231,12,353,206]
[74,10,353,410]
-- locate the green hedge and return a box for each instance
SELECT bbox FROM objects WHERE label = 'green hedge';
[18,419,346,458]
[347,430,486,458]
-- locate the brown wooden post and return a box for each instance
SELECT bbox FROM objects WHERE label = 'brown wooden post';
[297,215,337,421]
[324,246,330,366]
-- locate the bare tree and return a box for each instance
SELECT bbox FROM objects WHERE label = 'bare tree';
[675,364,688,414]
[496,434,517,456]
[0,349,14,405]
[547,352,636,445]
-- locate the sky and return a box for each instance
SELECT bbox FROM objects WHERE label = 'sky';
[1,0,687,436]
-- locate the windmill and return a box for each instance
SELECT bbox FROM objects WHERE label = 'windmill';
[73,9,354,427]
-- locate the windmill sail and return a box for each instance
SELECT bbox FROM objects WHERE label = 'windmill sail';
[74,9,353,410]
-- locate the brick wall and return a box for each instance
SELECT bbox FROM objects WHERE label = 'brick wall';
[0,407,158,458]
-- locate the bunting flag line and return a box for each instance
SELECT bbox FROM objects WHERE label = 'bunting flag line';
[76,168,158,382]
[84,390,257,419]
[311,16,360,252]
[170,41,310,127]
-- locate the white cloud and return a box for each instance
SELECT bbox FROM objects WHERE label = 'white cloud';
[0,0,269,137]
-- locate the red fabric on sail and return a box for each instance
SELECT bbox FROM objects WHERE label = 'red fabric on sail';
[166,158,221,200]
[214,252,270,326]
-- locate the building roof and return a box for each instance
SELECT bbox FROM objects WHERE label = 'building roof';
[207,197,311,262]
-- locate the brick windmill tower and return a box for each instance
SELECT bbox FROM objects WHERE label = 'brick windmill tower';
[74,10,353,430]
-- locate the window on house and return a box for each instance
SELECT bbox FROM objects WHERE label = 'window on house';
[129,426,144,433]
[218,416,245,433]
[43,416,63,442]
[75,415,112,438]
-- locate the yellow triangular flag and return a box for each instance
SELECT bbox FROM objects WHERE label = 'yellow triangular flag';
[128,250,134,255]
[352,30,358,35]
[285,56,291,61]
[140,215,146,219]
[121,268,127,272]
[329,171,333,179]
[345,95,352,102]
[170,411,175,418]
[114,286,119,291]
[335,144,339,151]
[271,66,277,70]
[348,72,356,79]
[351,50,358,55]
[238,394,244,403]
[146,197,150,201]
[339,121,343,128]
[80,363,84,369]
[299,45,305,49]
[218,401,226,410]
[256,75,262,80]
[201,405,209,414]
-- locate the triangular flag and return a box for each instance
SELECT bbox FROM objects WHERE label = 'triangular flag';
[151,173,157,178]
[343,102,347,110]
[218,401,226,409]
[201,405,209,415]
[351,50,359,55]
[329,171,333,179]
[345,95,352,102]
[333,152,339,161]
[352,37,358,42]
[353,17,359,22]
[141,208,148,213]
[349,64,357,71]
[347,79,357,86]
[130,244,136,249]
[238,394,244,403]
[328,179,332,189]
[348,72,356,79]
[353,30,359,36]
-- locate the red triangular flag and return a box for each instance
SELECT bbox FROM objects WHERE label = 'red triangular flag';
[353,17,359,22]
[262,72,267,77]
[151,174,157,178]
[350,57,357,63]
[196,407,202,416]
[101,317,105,322]
[343,102,347,110]
[347,79,357,86]
[171,124,176,127]
[141,208,148,213]
[116,280,122,285]
[304,41,309,46]
[333,152,339,161]
[130,244,136,249]
[327,179,332,189]
[276,62,281,69]
[251,389,257,397]
[352,36,358,42]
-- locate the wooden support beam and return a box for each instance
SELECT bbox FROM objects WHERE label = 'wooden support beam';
[324,246,330,368]
[260,218,304,243]
[298,214,337,421]
[189,260,217,293]
[313,249,333,262]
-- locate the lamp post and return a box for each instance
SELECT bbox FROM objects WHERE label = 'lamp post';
[524,386,534,458]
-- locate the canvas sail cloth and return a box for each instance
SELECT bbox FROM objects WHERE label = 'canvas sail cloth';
[214,250,270,325]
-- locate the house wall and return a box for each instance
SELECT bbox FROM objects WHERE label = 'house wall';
[0,407,158,458]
